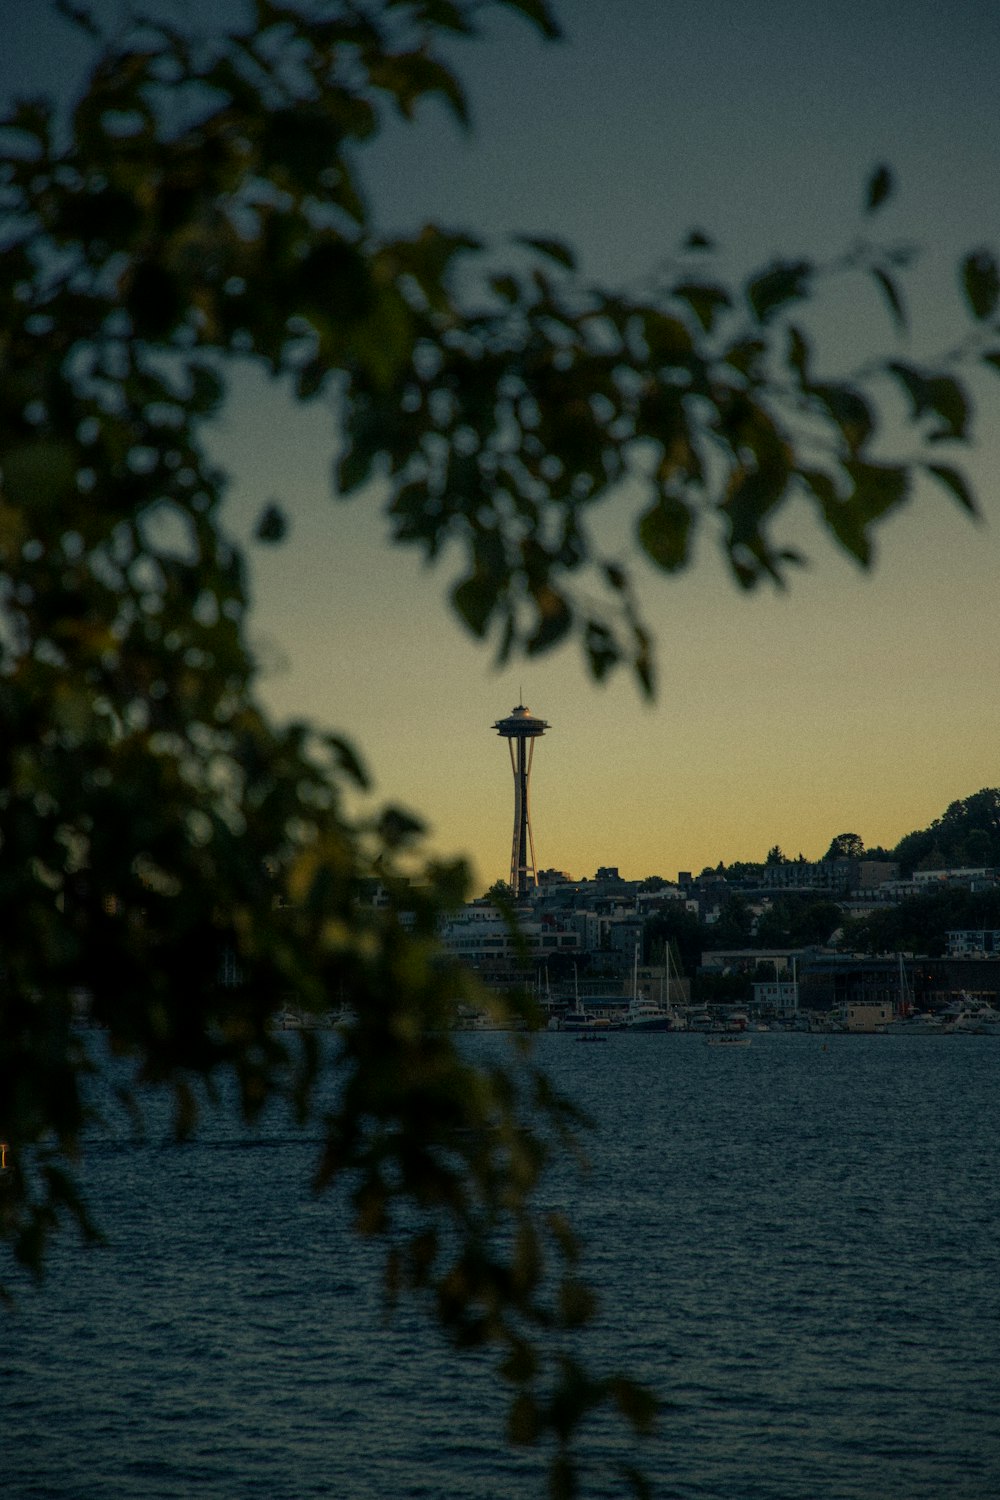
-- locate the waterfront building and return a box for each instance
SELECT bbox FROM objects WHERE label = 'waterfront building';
[947,928,1000,957]
[438,903,579,970]
[752,978,800,1015]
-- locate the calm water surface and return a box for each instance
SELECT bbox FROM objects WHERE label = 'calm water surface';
[5,1033,999,1498]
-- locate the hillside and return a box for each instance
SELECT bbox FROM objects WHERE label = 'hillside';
[890,788,1000,874]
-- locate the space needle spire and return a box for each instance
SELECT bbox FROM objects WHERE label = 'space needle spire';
[493,703,549,898]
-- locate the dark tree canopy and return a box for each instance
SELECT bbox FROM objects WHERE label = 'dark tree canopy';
[823,832,865,861]
[838,885,1000,958]
[2,2,999,1493]
[892,789,1000,874]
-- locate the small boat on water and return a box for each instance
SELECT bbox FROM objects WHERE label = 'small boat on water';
[706,1035,751,1048]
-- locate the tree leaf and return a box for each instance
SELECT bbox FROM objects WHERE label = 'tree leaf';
[369,51,470,128]
[683,228,714,251]
[786,326,810,381]
[335,444,378,496]
[451,573,496,637]
[526,586,572,654]
[254,502,287,543]
[584,620,618,682]
[610,1376,658,1436]
[515,235,576,271]
[922,376,969,441]
[672,280,731,332]
[723,337,767,378]
[641,309,693,363]
[638,495,692,572]
[378,805,424,848]
[0,440,78,508]
[746,260,811,323]
[865,163,893,213]
[871,266,907,332]
[327,734,370,789]
[961,250,1000,321]
[498,0,562,40]
[810,383,874,453]
[490,274,519,302]
[506,1391,540,1446]
[924,462,979,516]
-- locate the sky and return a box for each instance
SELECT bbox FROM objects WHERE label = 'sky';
[5,0,1000,889]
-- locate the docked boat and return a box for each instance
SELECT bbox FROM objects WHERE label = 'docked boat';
[624,943,684,1031]
[945,995,1000,1032]
[560,1009,618,1034]
[557,967,621,1033]
[625,996,674,1031]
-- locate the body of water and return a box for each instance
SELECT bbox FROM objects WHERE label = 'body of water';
[5,1032,999,1498]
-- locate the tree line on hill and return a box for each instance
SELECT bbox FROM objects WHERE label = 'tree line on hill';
[710,787,1000,881]
[642,788,1000,968]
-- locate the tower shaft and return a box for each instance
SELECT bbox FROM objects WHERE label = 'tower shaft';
[493,703,549,900]
[507,734,538,897]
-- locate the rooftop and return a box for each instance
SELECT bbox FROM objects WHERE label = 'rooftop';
[493,703,550,737]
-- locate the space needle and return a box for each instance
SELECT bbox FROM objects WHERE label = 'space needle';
[493,703,549,898]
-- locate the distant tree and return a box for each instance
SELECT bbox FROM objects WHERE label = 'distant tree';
[823,832,865,860]
[765,845,786,865]
[693,970,752,1005]
[485,878,514,901]
[893,788,1000,873]
[756,895,845,948]
[643,905,703,973]
[709,894,756,948]
[964,829,993,866]
[838,885,1000,956]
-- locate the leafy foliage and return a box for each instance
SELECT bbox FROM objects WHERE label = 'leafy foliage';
[838,885,1000,958]
[823,832,865,861]
[891,788,1000,874]
[1,1,998,1492]
[754,896,845,949]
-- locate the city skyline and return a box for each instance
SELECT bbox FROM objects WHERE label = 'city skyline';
[7,1,1000,889]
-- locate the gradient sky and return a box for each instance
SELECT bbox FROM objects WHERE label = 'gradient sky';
[6,1,1000,888]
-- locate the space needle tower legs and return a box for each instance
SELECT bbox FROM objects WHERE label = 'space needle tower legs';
[493,704,550,899]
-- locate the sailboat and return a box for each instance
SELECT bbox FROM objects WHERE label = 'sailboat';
[625,943,675,1031]
[886,955,932,1032]
[559,964,614,1035]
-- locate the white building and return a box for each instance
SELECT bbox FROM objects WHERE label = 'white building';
[439,905,580,965]
[946,929,1000,958]
[752,979,799,1014]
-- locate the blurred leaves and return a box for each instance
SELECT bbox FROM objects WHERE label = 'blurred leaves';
[254,503,288,544]
[865,163,894,213]
[745,259,811,323]
[962,250,1000,321]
